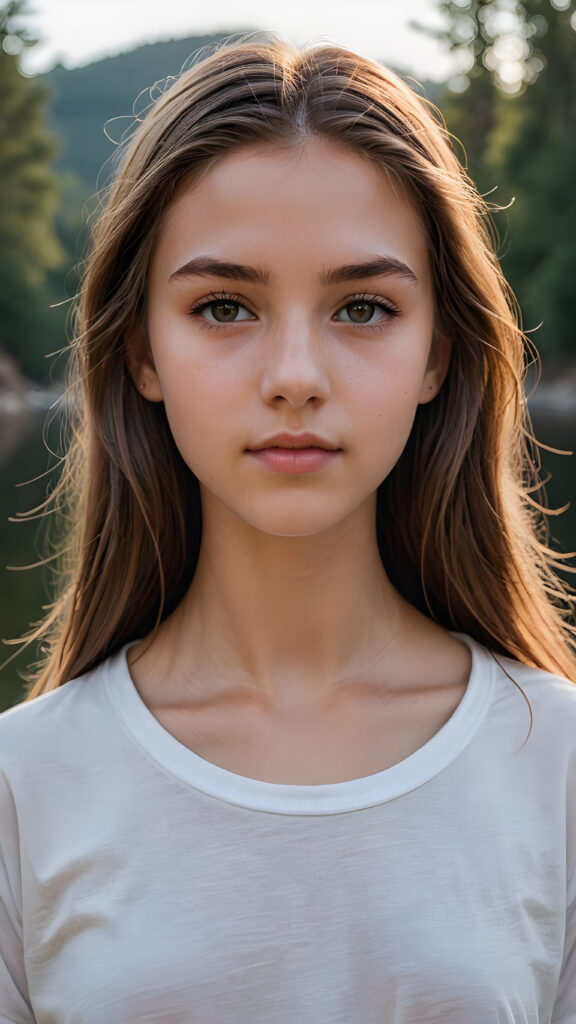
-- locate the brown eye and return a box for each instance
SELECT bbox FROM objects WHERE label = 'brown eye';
[208,300,241,322]
[334,297,398,326]
[190,296,255,325]
[346,301,377,324]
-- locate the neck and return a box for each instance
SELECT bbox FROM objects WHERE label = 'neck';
[149,496,411,710]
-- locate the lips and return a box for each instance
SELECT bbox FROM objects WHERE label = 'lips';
[248,446,340,474]
[248,432,340,452]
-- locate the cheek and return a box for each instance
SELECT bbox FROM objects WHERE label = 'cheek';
[151,324,243,409]
[354,349,429,418]
[153,357,242,480]
[162,388,218,459]
[352,357,428,465]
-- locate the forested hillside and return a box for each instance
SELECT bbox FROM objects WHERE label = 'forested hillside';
[44,33,236,189]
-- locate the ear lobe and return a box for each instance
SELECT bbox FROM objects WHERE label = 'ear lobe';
[124,325,164,403]
[418,328,452,405]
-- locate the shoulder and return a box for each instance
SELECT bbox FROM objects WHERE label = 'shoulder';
[491,647,576,705]
[455,632,576,747]
[482,642,576,752]
[459,631,576,708]
[0,648,136,866]
[0,655,116,774]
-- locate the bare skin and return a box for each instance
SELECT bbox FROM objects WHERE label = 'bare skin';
[128,600,470,785]
[127,139,471,784]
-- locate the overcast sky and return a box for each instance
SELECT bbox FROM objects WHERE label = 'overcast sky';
[21,0,452,80]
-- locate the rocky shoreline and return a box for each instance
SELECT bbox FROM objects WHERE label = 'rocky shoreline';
[0,352,62,417]
[526,365,576,421]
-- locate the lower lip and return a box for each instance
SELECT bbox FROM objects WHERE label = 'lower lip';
[248,447,340,474]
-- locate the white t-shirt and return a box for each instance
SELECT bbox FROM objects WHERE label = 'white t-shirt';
[0,632,575,1023]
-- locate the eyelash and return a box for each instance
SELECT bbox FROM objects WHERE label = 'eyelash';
[187,291,401,333]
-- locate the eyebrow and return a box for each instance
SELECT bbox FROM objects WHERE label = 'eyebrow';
[168,255,418,287]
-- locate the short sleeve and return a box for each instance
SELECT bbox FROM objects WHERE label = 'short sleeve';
[0,772,35,1023]
[551,864,576,1023]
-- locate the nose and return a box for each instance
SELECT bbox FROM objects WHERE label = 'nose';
[259,317,331,408]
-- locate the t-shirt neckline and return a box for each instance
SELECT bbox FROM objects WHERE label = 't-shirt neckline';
[102,632,495,815]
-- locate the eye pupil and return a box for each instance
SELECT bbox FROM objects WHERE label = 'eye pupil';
[213,301,238,322]
[348,301,373,323]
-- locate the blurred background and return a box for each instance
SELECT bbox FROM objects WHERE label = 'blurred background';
[1,0,575,710]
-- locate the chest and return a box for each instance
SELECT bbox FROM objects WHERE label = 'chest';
[24,792,563,1023]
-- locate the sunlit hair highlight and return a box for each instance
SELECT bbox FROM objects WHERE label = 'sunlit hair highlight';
[15,32,576,700]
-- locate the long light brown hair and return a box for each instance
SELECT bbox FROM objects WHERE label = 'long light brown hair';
[16,33,576,698]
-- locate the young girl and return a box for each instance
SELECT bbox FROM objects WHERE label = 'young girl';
[1,34,575,1022]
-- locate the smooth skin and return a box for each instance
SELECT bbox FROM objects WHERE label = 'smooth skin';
[126,139,471,785]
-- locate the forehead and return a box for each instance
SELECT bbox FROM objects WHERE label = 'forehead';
[152,139,430,285]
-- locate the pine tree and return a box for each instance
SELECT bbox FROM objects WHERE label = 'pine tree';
[423,0,576,356]
[495,1,576,355]
[0,0,64,380]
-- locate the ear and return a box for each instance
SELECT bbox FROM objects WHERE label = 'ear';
[124,324,164,403]
[418,327,452,405]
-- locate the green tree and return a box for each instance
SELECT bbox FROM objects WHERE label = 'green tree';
[0,0,64,381]
[494,1,576,355]
[423,0,576,357]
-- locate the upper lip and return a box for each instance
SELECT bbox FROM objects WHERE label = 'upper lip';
[248,432,341,451]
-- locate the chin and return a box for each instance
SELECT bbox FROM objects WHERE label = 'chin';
[203,488,370,538]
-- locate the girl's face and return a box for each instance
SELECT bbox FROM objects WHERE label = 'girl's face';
[134,139,450,538]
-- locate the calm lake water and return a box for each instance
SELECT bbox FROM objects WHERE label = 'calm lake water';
[1,403,575,712]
